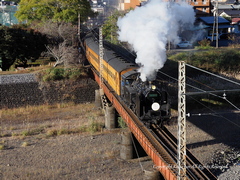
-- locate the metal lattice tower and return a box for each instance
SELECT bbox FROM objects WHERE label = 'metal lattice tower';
[99,27,104,88]
[178,61,186,180]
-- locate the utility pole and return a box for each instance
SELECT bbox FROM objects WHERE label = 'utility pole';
[212,0,219,48]
[78,13,81,39]
[216,0,219,48]
[178,61,186,180]
[99,26,104,88]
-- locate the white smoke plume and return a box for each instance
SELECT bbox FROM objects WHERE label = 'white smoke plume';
[117,0,195,81]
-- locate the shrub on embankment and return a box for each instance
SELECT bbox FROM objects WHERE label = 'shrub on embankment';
[165,48,240,111]
[168,48,240,76]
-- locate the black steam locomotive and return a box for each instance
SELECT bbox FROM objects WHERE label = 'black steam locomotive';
[84,32,171,126]
[121,72,170,126]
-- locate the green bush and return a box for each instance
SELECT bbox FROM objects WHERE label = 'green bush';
[41,67,86,82]
[196,39,213,49]
[118,117,127,128]
[168,49,240,74]
[168,52,188,61]
[63,68,85,80]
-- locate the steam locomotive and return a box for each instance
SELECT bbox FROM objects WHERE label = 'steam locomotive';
[83,32,170,126]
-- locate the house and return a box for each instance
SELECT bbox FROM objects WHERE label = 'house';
[217,4,240,18]
[189,0,213,17]
[230,17,240,33]
[118,0,148,10]
[197,16,231,38]
[0,1,17,7]
[210,0,240,33]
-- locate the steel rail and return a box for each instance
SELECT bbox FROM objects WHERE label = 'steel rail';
[151,124,217,180]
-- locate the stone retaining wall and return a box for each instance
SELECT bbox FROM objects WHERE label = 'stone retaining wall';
[0,74,99,109]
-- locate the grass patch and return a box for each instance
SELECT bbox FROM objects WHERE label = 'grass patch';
[0,102,95,122]
[21,142,29,147]
[57,129,70,136]
[0,145,6,150]
[118,117,127,128]
[0,102,105,139]
[0,64,52,75]
[45,124,104,137]
[87,121,104,134]
[201,98,224,106]
[46,129,58,137]
[21,127,45,136]
[37,66,88,82]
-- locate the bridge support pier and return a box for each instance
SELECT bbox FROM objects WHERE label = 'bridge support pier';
[105,106,116,129]
[144,170,161,180]
[120,129,133,160]
[94,89,102,108]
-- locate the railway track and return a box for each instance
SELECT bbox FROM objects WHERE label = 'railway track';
[150,124,217,179]
[114,88,217,179]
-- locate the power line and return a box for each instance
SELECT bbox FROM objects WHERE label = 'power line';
[186,63,240,86]
[159,66,240,116]
[185,89,240,96]
[188,96,240,128]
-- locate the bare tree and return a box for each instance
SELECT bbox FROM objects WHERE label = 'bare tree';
[46,41,79,67]
[40,21,80,67]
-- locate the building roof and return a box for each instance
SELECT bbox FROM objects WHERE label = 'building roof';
[217,4,240,9]
[219,9,240,16]
[231,17,240,23]
[224,0,239,4]
[198,16,230,25]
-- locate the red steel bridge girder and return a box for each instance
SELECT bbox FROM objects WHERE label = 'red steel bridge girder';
[93,71,177,180]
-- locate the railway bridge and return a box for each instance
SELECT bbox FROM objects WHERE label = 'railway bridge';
[92,68,217,180]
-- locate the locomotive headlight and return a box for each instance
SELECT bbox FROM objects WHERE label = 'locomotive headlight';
[151,85,156,90]
[151,102,160,111]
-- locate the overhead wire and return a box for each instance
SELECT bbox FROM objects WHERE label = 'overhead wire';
[185,64,240,111]
[158,69,240,109]
[188,95,240,128]
[186,63,240,86]
[158,68,240,127]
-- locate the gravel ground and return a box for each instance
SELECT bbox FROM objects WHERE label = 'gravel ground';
[1,73,240,179]
[218,164,240,180]
[0,131,154,180]
[166,113,240,180]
